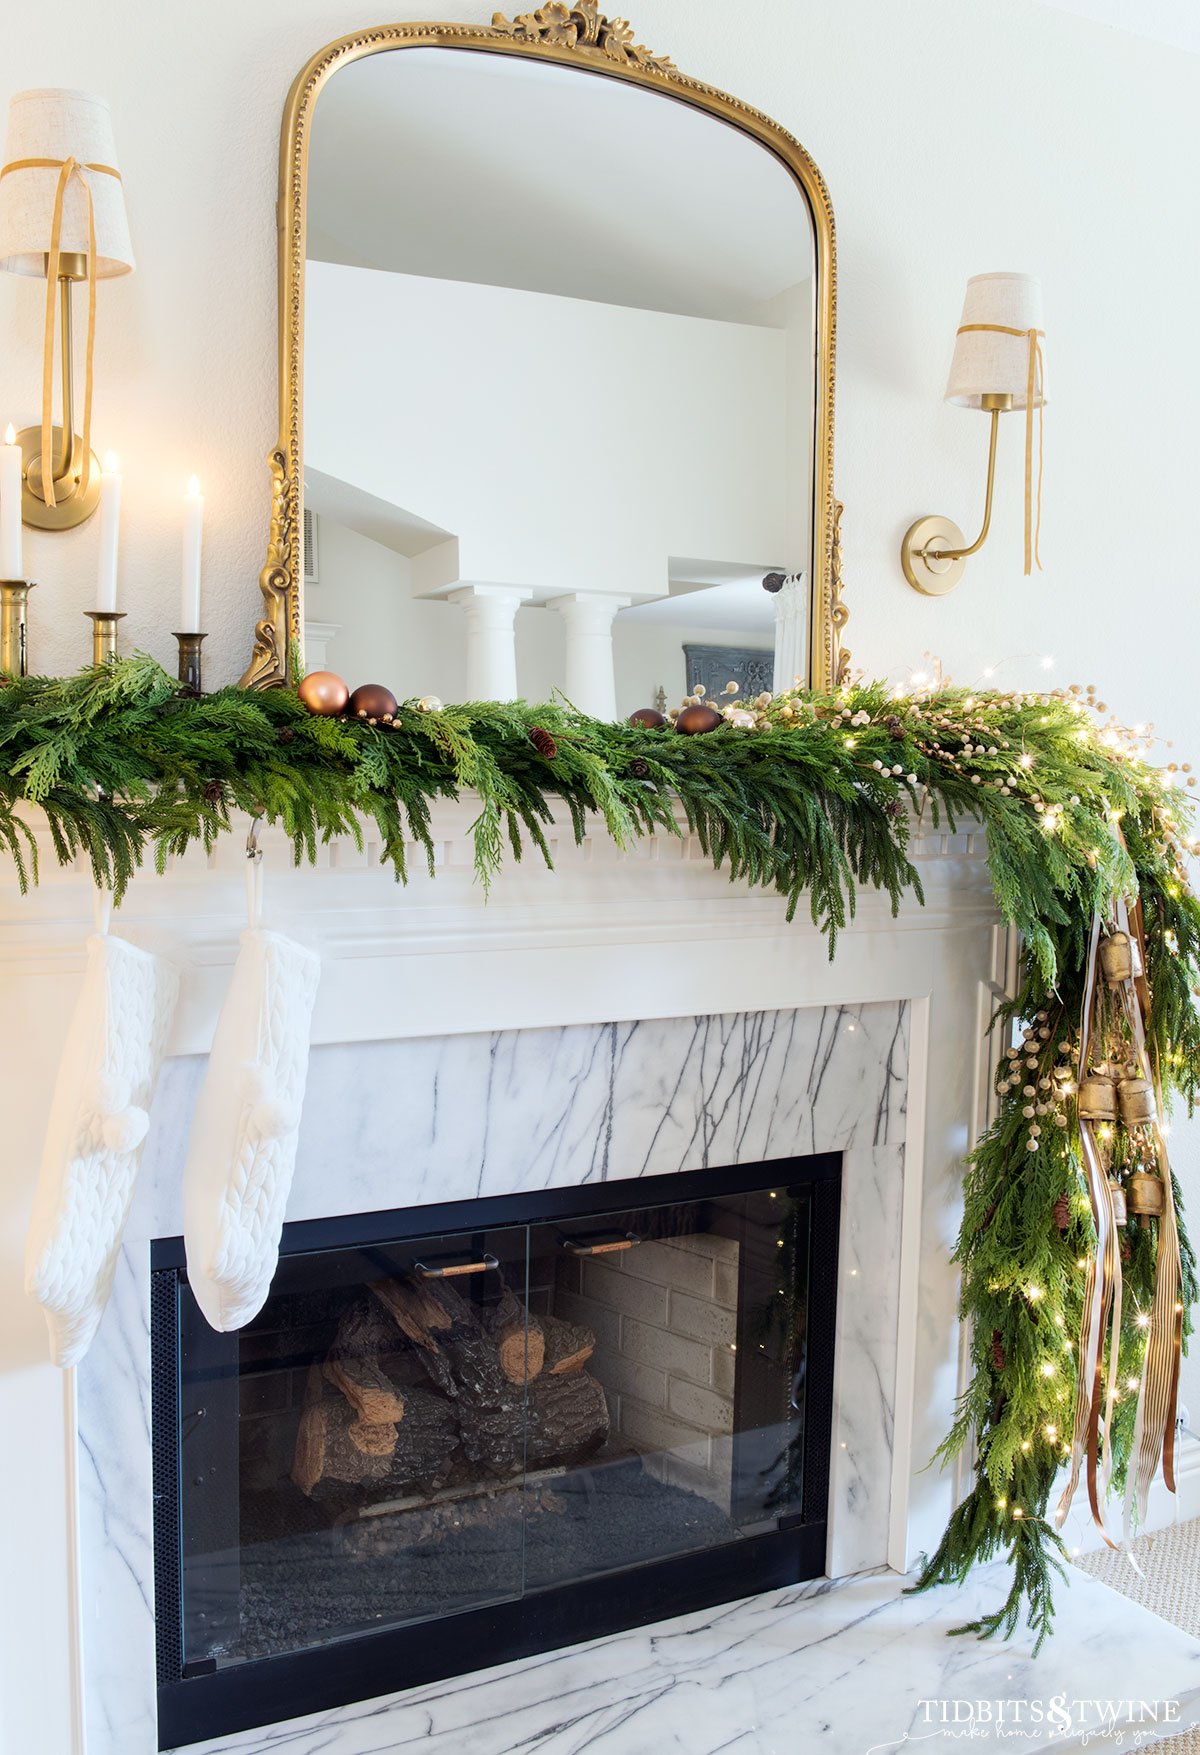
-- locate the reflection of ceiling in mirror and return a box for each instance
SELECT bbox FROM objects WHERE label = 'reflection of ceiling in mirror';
[306,47,814,325]
[619,571,778,635]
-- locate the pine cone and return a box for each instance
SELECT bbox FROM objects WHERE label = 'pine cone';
[1053,1191,1071,1231]
[277,726,296,745]
[886,715,905,739]
[886,798,907,818]
[627,757,650,781]
[529,726,558,760]
[203,780,224,806]
[991,1329,1007,1373]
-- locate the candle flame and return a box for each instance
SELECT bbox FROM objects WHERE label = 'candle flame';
[187,475,202,498]
[4,425,14,446]
[103,451,120,474]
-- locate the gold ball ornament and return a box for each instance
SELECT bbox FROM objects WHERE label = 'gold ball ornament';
[416,695,443,713]
[348,683,399,722]
[297,670,350,716]
[628,707,667,728]
[674,703,723,736]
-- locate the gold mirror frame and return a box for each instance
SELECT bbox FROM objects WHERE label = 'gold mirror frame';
[242,7,848,691]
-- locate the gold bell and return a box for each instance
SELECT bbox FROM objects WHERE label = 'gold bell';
[1127,1171,1165,1218]
[1077,1073,1118,1122]
[1118,1076,1156,1127]
[1107,1178,1128,1226]
[1099,931,1137,987]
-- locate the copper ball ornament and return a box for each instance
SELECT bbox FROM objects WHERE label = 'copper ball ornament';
[628,706,667,729]
[348,683,399,723]
[297,670,349,716]
[675,703,723,736]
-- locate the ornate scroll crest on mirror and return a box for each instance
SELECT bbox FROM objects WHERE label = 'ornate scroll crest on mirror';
[491,4,676,72]
[247,12,846,693]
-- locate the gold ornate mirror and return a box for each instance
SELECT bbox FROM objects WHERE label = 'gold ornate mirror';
[245,8,846,698]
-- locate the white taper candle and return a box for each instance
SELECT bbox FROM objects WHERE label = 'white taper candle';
[181,476,203,632]
[97,454,122,613]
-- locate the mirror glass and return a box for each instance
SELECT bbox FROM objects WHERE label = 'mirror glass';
[302,46,817,715]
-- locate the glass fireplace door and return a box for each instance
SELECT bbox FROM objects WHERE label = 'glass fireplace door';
[524,1180,811,1592]
[178,1223,532,1669]
[158,1157,837,1746]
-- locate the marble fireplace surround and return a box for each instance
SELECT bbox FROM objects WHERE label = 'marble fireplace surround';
[7,798,1042,1753]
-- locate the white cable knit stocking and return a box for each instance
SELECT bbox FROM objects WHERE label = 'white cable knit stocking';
[183,854,320,1331]
[24,897,178,1366]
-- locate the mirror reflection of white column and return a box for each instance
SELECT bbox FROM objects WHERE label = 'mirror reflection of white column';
[548,593,631,720]
[771,572,808,691]
[302,621,340,671]
[448,585,533,700]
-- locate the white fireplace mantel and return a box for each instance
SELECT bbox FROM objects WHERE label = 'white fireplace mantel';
[0,797,1004,1049]
[0,800,1017,1755]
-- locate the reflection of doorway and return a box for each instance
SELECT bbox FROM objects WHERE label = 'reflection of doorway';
[684,643,775,700]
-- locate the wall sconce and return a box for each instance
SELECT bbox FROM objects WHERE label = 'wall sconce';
[0,89,134,531]
[901,272,1045,596]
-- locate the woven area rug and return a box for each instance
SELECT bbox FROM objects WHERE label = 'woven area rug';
[1076,1515,1200,1752]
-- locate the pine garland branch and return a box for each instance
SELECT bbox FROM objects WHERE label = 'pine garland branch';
[0,657,1196,1649]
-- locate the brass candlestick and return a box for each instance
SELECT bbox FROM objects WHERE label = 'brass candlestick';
[0,581,35,678]
[174,631,206,694]
[85,609,126,665]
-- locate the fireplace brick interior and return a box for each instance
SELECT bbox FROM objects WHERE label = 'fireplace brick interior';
[559,1233,740,1509]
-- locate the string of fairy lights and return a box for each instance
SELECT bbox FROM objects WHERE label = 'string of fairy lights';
[856,653,1197,1557]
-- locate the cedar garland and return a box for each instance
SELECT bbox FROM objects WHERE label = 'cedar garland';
[0,654,1197,1649]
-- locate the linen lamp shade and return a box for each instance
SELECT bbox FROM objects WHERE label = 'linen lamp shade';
[945,272,1044,409]
[0,89,134,278]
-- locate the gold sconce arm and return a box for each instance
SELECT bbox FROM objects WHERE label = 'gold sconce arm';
[13,251,102,531]
[901,392,1012,595]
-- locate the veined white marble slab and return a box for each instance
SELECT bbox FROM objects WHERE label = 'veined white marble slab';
[78,1003,911,1755]
[137,1002,909,1235]
[175,1564,1200,1755]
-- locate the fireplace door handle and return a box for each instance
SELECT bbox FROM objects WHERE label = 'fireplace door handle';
[413,1252,500,1279]
[561,1231,642,1257]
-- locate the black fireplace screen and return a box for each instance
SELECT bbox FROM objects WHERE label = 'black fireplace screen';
[152,1155,840,1748]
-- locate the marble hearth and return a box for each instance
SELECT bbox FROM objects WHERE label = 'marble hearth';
[3,798,1198,1755]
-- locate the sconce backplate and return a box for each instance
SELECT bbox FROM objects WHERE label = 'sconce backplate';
[15,424,102,531]
[901,515,967,596]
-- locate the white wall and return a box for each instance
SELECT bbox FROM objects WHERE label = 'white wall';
[1,7,1199,1747]
[305,261,794,599]
[304,515,472,700]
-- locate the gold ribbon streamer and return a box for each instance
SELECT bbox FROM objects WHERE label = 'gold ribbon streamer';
[0,156,120,508]
[956,321,1045,575]
[1056,890,1185,1547]
[1117,894,1184,1540]
[1056,914,1120,1545]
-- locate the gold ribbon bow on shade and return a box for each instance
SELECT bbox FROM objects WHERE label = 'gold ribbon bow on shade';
[0,154,121,507]
[955,321,1045,575]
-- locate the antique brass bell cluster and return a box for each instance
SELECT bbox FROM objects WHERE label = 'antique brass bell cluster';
[1076,926,1164,1223]
[1077,1059,1164,1221]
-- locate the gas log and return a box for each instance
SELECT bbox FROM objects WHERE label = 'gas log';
[292,1370,459,1500]
[293,1273,605,1502]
